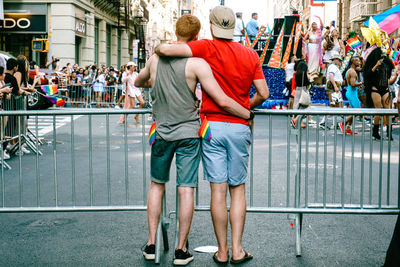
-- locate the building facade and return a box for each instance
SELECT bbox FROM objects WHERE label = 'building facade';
[340,0,400,38]
[0,0,144,68]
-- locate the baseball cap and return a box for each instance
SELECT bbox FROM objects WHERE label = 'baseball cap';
[126,61,137,67]
[210,6,235,40]
[330,52,342,61]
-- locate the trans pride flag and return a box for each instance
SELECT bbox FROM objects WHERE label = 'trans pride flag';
[364,3,400,34]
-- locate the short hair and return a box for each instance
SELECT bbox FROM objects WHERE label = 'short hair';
[351,56,360,64]
[176,15,201,42]
[6,58,18,71]
[236,12,242,18]
[252,13,258,17]
[0,66,4,75]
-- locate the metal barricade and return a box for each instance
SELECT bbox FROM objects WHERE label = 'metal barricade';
[66,84,90,108]
[0,108,399,262]
[1,94,42,170]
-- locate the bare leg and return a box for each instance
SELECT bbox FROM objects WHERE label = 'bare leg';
[371,90,383,125]
[134,95,146,123]
[229,184,250,260]
[210,182,229,261]
[382,92,391,126]
[147,181,165,245]
[176,187,194,250]
[118,95,132,123]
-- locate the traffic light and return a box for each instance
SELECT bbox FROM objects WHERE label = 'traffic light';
[32,39,49,52]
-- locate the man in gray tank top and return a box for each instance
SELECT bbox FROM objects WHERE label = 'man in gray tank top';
[135,15,251,266]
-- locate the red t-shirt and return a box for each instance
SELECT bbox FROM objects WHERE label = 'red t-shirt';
[187,39,265,125]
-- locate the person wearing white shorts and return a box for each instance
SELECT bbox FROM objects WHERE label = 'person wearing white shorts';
[117,62,145,124]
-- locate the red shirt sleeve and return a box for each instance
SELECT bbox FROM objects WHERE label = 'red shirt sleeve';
[187,39,210,58]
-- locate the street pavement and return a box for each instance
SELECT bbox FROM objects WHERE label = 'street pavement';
[0,111,398,266]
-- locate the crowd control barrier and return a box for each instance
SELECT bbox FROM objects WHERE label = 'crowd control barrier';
[1,95,42,170]
[0,108,399,263]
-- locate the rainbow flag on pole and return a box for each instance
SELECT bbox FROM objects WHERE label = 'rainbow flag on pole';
[43,95,66,107]
[40,84,58,95]
[346,36,362,50]
[148,122,156,146]
[198,117,211,141]
[364,3,400,34]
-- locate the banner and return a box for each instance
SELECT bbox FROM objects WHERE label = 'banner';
[280,22,296,69]
[259,34,272,65]
[292,22,302,57]
[340,49,355,74]
[268,24,284,68]
[249,26,266,50]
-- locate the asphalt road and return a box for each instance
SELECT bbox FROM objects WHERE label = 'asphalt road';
[0,112,398,266]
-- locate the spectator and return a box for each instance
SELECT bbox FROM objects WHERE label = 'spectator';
[246,13,259,41]
[233,12,244,43]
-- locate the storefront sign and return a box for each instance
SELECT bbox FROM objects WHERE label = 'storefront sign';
[0,13,46,33]
[75,18,86,37]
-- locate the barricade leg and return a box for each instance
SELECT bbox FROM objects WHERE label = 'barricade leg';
[295,213,303,257]
[155,192,169,264]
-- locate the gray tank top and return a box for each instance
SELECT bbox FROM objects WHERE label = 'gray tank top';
[151,57,200,141]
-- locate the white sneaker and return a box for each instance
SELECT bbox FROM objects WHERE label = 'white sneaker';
[21,146,31,154]
[115,105,121,109]
[2,151,10,160]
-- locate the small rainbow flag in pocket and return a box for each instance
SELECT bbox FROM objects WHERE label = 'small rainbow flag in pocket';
[198,117,211,141]
[148,122,156,146]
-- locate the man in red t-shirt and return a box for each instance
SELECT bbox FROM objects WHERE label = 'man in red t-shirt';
[157,6,269,264]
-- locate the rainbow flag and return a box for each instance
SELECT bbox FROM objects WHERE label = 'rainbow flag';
[148,122,156,146]
[198,117,211,141]
[40,84,58,95]
[364,3,400,34]
[390,50,400,62]
[346,36,362,50]
[44,95,66,107]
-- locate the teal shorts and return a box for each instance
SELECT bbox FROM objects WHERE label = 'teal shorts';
[150,136,201,187]
[202,121,251,186]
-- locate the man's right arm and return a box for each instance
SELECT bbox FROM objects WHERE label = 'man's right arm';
[135,56,153,88]
[155,44,193,57]
[194,59,250,120]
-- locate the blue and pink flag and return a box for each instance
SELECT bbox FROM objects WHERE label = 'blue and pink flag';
[364,3,400,34]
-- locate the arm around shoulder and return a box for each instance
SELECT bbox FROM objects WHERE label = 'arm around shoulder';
[156,43,193,57]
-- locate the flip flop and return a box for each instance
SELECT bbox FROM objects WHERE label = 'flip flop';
[213,251,228,264]
[230,250,253,265]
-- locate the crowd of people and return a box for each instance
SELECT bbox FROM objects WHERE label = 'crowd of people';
[0,54,147,161]
[283,20,400,141]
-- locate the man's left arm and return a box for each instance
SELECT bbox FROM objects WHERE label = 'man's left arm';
[155,44,193,57]
[250,79,269,109]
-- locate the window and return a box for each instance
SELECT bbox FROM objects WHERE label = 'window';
[94,19,100,64]
[117,30,121,68]
[106,24,111,67]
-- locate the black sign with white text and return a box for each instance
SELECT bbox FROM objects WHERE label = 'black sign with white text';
[0,13,46,33]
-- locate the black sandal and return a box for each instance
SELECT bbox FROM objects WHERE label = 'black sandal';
[213,251,228,264]
[230,250,253,264]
